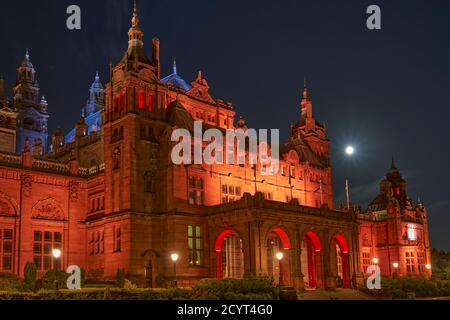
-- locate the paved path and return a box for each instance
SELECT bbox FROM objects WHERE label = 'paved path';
[297,289,377,300]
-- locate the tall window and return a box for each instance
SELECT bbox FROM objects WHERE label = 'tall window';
[290,166,296,178]
[90,230,104,256]
[0,229,13,272]
[362,252,371,274]
[138,90,146,110]
[33,231,62,271]
[188,177,204,206]
[188,225,202,266]
[221,184,242,203]
[120,91,126,111]
[114,96,119,113]
[147,94,154,112]
[417,251,425,273]
[406,251,415,273]
[113,226,122,253]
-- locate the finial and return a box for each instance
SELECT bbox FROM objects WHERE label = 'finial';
[391,156,396,169]
[95,71,99,80]
[131,0,139,27]
[173,57,177,75]
[302,78,309,100]
[25,48,30,60]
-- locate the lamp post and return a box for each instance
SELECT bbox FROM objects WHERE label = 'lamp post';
[276,252,284,287]
[372,257,379,265]
[171,253,179,288]
[52,248,62,291]
[393,262,399,278]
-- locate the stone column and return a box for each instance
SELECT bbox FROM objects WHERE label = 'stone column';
[323,229,337,290]
[291,226,304,291]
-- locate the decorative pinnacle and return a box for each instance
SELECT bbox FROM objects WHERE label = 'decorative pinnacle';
[25,48,30,60]
[302,78,309,100]
[391,156,397,169]
[131,0,139,27]
[173,57,177,75]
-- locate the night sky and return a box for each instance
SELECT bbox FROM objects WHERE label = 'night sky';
[0,0,449,250]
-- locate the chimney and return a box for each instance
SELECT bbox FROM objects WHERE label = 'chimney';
[152,37,161,79]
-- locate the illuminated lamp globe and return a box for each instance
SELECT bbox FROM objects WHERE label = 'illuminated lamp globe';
[276,252,284,261]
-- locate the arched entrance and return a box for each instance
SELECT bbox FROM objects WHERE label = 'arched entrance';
[301,231,322,289]
[266,228,291,286]
[334,234,351,288]
[214,230,244,279]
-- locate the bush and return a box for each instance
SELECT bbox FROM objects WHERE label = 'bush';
[380,277,450,299]
[0,274,22,291]
[192,276,277,300]
[123,279,137,291]
[116,269,125,288]
[23,262,37,292]
[41,269,69,290]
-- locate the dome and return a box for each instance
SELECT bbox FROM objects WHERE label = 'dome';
[161,58,192,91]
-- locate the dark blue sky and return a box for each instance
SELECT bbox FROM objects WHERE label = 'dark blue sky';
[1,0,449,249]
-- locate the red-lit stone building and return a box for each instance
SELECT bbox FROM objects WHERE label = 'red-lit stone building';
[357,160,432,278]
[0,4,431,290]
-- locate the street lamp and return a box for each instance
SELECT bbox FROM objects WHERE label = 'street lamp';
[52,248,62,290]
[425,264,432,271]
[276,252,284,287]
[393,262,399,278]
[372,257,379,265]
[171,253,179,288]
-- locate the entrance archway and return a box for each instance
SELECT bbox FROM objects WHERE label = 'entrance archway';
[334,234,351,288]
[266,228,291,286]
[214,230,244,279]
[301,231,322,289]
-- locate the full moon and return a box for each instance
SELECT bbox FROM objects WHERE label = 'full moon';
[345,146,355,155]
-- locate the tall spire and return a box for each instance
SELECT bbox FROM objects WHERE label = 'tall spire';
[25,48,30,60]
[302,78,309,101]
[127,0,144,49]
[131,0,139,27]
[173,57,177,75]
[391,156,397,169]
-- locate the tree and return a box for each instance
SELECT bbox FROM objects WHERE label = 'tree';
[116,269,125,288]
[23,262,37,292]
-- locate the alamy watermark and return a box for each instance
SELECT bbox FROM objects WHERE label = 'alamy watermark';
[171,121,280,176]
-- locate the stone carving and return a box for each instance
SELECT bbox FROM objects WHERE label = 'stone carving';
[69,181,80,202]
[32,197,64,220]
[187,71,215,104]
[113,147,121,170]
[0,192,17,216]
[21,174,33,197]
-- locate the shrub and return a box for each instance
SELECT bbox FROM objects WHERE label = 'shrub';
[23,262,37,292]
[192,276,277,300]
[124,279,138,291]
[379,277,450,299]
[116,269,125,288]
[0,273,22,291]
[41,269,69,290]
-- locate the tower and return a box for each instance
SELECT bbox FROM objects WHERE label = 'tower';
[65,72,105,143]
[84,72,105,116]
[13,50,49,154]
[104,0,167,216]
